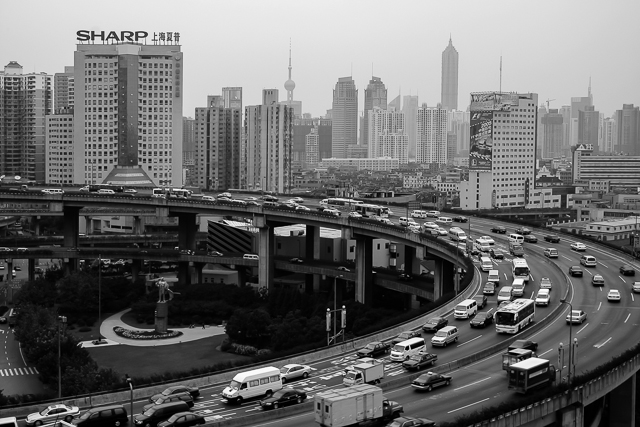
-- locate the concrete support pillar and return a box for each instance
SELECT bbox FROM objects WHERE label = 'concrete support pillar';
[84,217,91,235]
[405,294,420,310]
[176,213,197,252]
[178,262,191,285]
[609,372,636,427]
[133,216,142,235]
[130,259,142,282]
[404,246,415,274]
[432,259,455,301]
[355,237,373,305]
[33,216,41,236]
[63,207,81,274]
[28,258,35,282]
[305,225,321,260]
[193,262,205,285]
[258,225,274,293]
[558,403,584,427]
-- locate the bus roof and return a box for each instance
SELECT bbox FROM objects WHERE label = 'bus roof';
[510,357,549,370]
[512,258,529,266]
[231,366,280,381]
[497,298,534,313]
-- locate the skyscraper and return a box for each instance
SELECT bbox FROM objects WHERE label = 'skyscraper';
[367,107,408,164]
[362,76,387,148]
[416,104,448,165]
[245,89,293,193]
[403,95,419,161]
[54,66,74,112]
[578,105,600,150]
[331,77,358,158]
[73,42,183,187]
[222,87,242,110]
[613,104,640,155]
[441,37,459,111]
[541,109,564,159]
[0,61,52,183]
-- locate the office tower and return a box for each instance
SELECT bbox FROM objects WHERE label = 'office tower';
[367,107,408,164]
[613,104,640,155]
[460,92,538,210]
[0,61,52,183]
[403,95,419,161]
[194,101,241,190]
[441,36,459,111]
[46,113,74,185]
[245,89,293,193]
[541,109,564,159]
[446,133,457,164]
[416,104,448,165]
[601,117,616,153]
[305,127,319,168]
[571,96,592,119]
[331,77,358,158]
[292,117,332,167]
[182,117,196,185]
[448,110,470,154]
[54,66,74,111]
[222,87,242,110]
[578,105,600,150]
[73,42,183,187]
[362,76,387,147]
[536,105,546,160]
[388,94,401,111]
[573,144,640,191]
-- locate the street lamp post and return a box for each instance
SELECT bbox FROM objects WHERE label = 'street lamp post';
[98,254,102,343]
[125,374,134,425]
[560,299,573,385]
[57,315,67,398]
[333,274,343,340]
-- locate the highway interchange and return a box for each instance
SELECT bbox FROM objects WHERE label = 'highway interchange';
[2,193,640,425]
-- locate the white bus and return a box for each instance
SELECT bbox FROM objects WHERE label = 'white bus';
[495,298,536,334]
[512,258,531,282]
[221,366,283,403]
[168,188,192,199]
[320,198,363,210]
[354,204,390,218]
[152,188,166,198]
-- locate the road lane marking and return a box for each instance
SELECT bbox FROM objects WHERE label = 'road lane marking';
[539,349,553,357]
[598,301,602,310]
[453,376,491,391]
[448,397,490,413]
[457,335,483,347]
[625,313,631,323]
[562,255,573,261]
[595,338,612,348]
[576,324,589,334]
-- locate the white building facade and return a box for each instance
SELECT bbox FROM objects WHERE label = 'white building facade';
[367,107,408,164]
[416,105,448,165]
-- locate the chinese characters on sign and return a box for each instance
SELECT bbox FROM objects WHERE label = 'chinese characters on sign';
[77,30,181,45]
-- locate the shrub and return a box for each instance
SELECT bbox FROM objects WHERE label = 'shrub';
[78,326,91,333]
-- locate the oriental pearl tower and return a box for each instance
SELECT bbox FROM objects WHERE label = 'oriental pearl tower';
[284,41,295,105]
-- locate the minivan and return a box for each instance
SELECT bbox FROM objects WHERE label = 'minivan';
[449,228,467,242]
[454,299,478,319]
[480,256,493,272]
[543,248,558,258]
[134,401,190,427]
[436,216,453,225]
[399,217,418,227]
[497,286,514,303]
[411,210,427,218]
[580,255,597,267]
[508,233,524,245]
[73,405,128,427]
[390,337,426,361]
[42,188,64,195]
[431,326,459,347]
[487,269,500,284]
[511,278,526,297]
[243,254,259,260]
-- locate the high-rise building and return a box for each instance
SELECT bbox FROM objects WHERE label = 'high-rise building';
[367,107,408,163]
[441,36,459,111]
[601,117,616,153]
[578,105,600,150]
[460,92,539,210]
[244,89,293,193]
[403,95,419,161]
[362,76,387,148]
[292,117,332,167]
[331,77,358,158]
[73,42,183,187]
[46,112,74,185]
[222,87,242,110]
[0,61,52,183]
[560,105,572,157]
[54,66,74,112]
[448,110,470,154]
[613,104,640,155]
[446,133,457,164]
[182,116,196,185]
[416,104,448,165]
[541,109,564,159]
[305,127,319,168]
[194,98,241,190]
[387,94,401,111]
[573,144,640,191]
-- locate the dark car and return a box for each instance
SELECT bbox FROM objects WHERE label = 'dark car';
[402,352,437,370]
[208,250,223,257]
[508,339,538,353]
[73,405,128,427]
[470,309,494,328]
[134,401,191,427]
[392,330,421,345]
[568,266,583,277]
[489,248,504,260]
[483,282,496,295]
[544,234,561,243]
[149,385,200,403]
[398,273,413,281]
[491,226,507,234]
[157,413,204,427]
[452,216,468,223]
[356,341,390,358]
[515,227,531,235]
[289,258,304,264]
[473,295,487,309]
[259,388,307,410]
[620,265,636,276]
[411,372,452,392]
[386,417,436,427]
[143,393,194,412]
[523,234,538,243]
[422,317,448,333]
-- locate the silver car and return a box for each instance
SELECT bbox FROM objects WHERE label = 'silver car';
[26,405,80,426]
[280,364,311,383]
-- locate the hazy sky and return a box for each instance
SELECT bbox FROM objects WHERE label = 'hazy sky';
[5,0,639,118]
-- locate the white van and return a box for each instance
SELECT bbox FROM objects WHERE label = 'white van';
[0,417,18,427]
[511,278,526,297]
[243,254,259,260]
[202,195,215,201]
[480,256,493,272]
[436,216,453,225]
[508,233,525,245]
[411,210,427,218]
[221,366,283,403]
[390,337,426,361]
[431,326,459,347]
[42,188,64,195]
[497,286,514,303]
[454,299,478,319]
[449,228,467,242]
[475,238,492,252]
[488,269,500,284]
[399,217,418,227]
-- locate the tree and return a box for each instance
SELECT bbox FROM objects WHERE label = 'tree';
[15,277,57,307]
[225,309,271,346]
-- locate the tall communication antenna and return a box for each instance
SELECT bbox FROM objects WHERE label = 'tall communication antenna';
[499,56,503,93]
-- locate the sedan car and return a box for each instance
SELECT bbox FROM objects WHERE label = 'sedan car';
[473,295,487,309]
[591,274,605,286]
[337,266,350,272]
[398,273,413,281]
[348,211,362,218]
[386,416,437,427]
[452,216,468,223]
[411,372,452,392]
[402,352,437,370]
[289,258,304,264]
[149,385,200,403]
[434,227,448,236]
[607,290,621,302]
[157,412,205,427]
[515,227,531,235]
[566,310,587,324]
[26,405,80,426]
[544,234,561,243]
[279,364,311,382]
[244,196,258,201]
[568,266,583,277]
[356,341,390,358]
[508,339,539,352]
[422,317,448,333]
[483,282,496,295]
[392,330,422,345]
[124,188,137,194]
[208,250,223,257]
[523,234,538,243]
[143,392,194,411]
[539,277,552,290]
[489,248,504,260]
[470,309,494,328]
[0,316,6,324]
[632,282,640,293]
[491,226,507,234]
[260,388,307,410]
[571,242,587,251]
[620,265,636,276]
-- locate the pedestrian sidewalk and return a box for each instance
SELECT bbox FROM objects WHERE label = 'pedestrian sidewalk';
[78,309,226,348]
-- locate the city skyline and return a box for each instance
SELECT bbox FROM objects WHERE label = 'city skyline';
[4,0,639,120]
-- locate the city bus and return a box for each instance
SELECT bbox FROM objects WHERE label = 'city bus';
[512,258,531,282]
[495,298,535,334]
[89,184,123,193]
[320,198,363,210]
[168,188,192,199]
[354,204,390,219]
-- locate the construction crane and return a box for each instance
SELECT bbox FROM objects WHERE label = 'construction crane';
[545,99,556,110]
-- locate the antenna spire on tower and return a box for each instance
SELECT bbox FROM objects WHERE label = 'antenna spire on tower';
[499,55,503,93]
